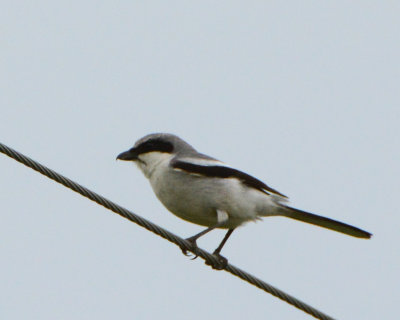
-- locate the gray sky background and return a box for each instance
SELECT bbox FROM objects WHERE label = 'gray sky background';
[1,2,399,319]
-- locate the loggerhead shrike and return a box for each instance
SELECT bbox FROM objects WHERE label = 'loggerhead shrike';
[117,133,371,268]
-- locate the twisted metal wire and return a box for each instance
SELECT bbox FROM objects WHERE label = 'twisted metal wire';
[0,142,335,320]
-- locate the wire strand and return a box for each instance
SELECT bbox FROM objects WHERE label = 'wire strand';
[0,142,335,320]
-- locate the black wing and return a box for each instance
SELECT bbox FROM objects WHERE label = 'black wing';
[172,160,287,198]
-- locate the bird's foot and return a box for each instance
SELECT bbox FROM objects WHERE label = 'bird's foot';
[180,236,200,260]
[205,251,228,270]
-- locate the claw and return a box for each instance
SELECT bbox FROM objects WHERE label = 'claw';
[181,248,191,256]
[180,237,199,257]
[180,237,228,269]
[205,251,228,270]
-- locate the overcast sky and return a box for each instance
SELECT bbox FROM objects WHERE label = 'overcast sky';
[1,2,399,319]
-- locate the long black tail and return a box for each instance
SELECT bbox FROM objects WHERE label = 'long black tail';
[279,206,372,239]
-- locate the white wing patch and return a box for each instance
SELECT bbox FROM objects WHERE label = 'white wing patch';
[177,157,231,167]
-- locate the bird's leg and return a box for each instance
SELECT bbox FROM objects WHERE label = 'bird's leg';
[205,228,235,270]
[213,228,235,256]
[180,220,226,258]
[181,225,219,258]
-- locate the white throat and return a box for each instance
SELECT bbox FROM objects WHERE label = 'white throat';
[136,152,174,179]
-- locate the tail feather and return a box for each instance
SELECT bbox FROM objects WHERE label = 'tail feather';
[280,206,372,239]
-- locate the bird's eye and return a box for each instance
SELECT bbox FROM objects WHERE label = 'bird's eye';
[144,141,155,149]
[136,139,173,154]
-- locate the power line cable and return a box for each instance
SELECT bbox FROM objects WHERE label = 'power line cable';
[0,142,335,320]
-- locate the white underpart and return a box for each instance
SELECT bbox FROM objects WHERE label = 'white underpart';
[133,150,284,228]
[136,152,174,179]
[216,209,229,223]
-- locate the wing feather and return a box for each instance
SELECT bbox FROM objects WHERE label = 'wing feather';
[171,160,287,198]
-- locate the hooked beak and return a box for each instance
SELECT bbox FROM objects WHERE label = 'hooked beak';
[116,148,138,161]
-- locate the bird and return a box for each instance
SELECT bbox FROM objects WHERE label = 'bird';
[117,133,371,269]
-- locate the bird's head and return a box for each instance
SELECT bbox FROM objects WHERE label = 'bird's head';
[117,133,195,177]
